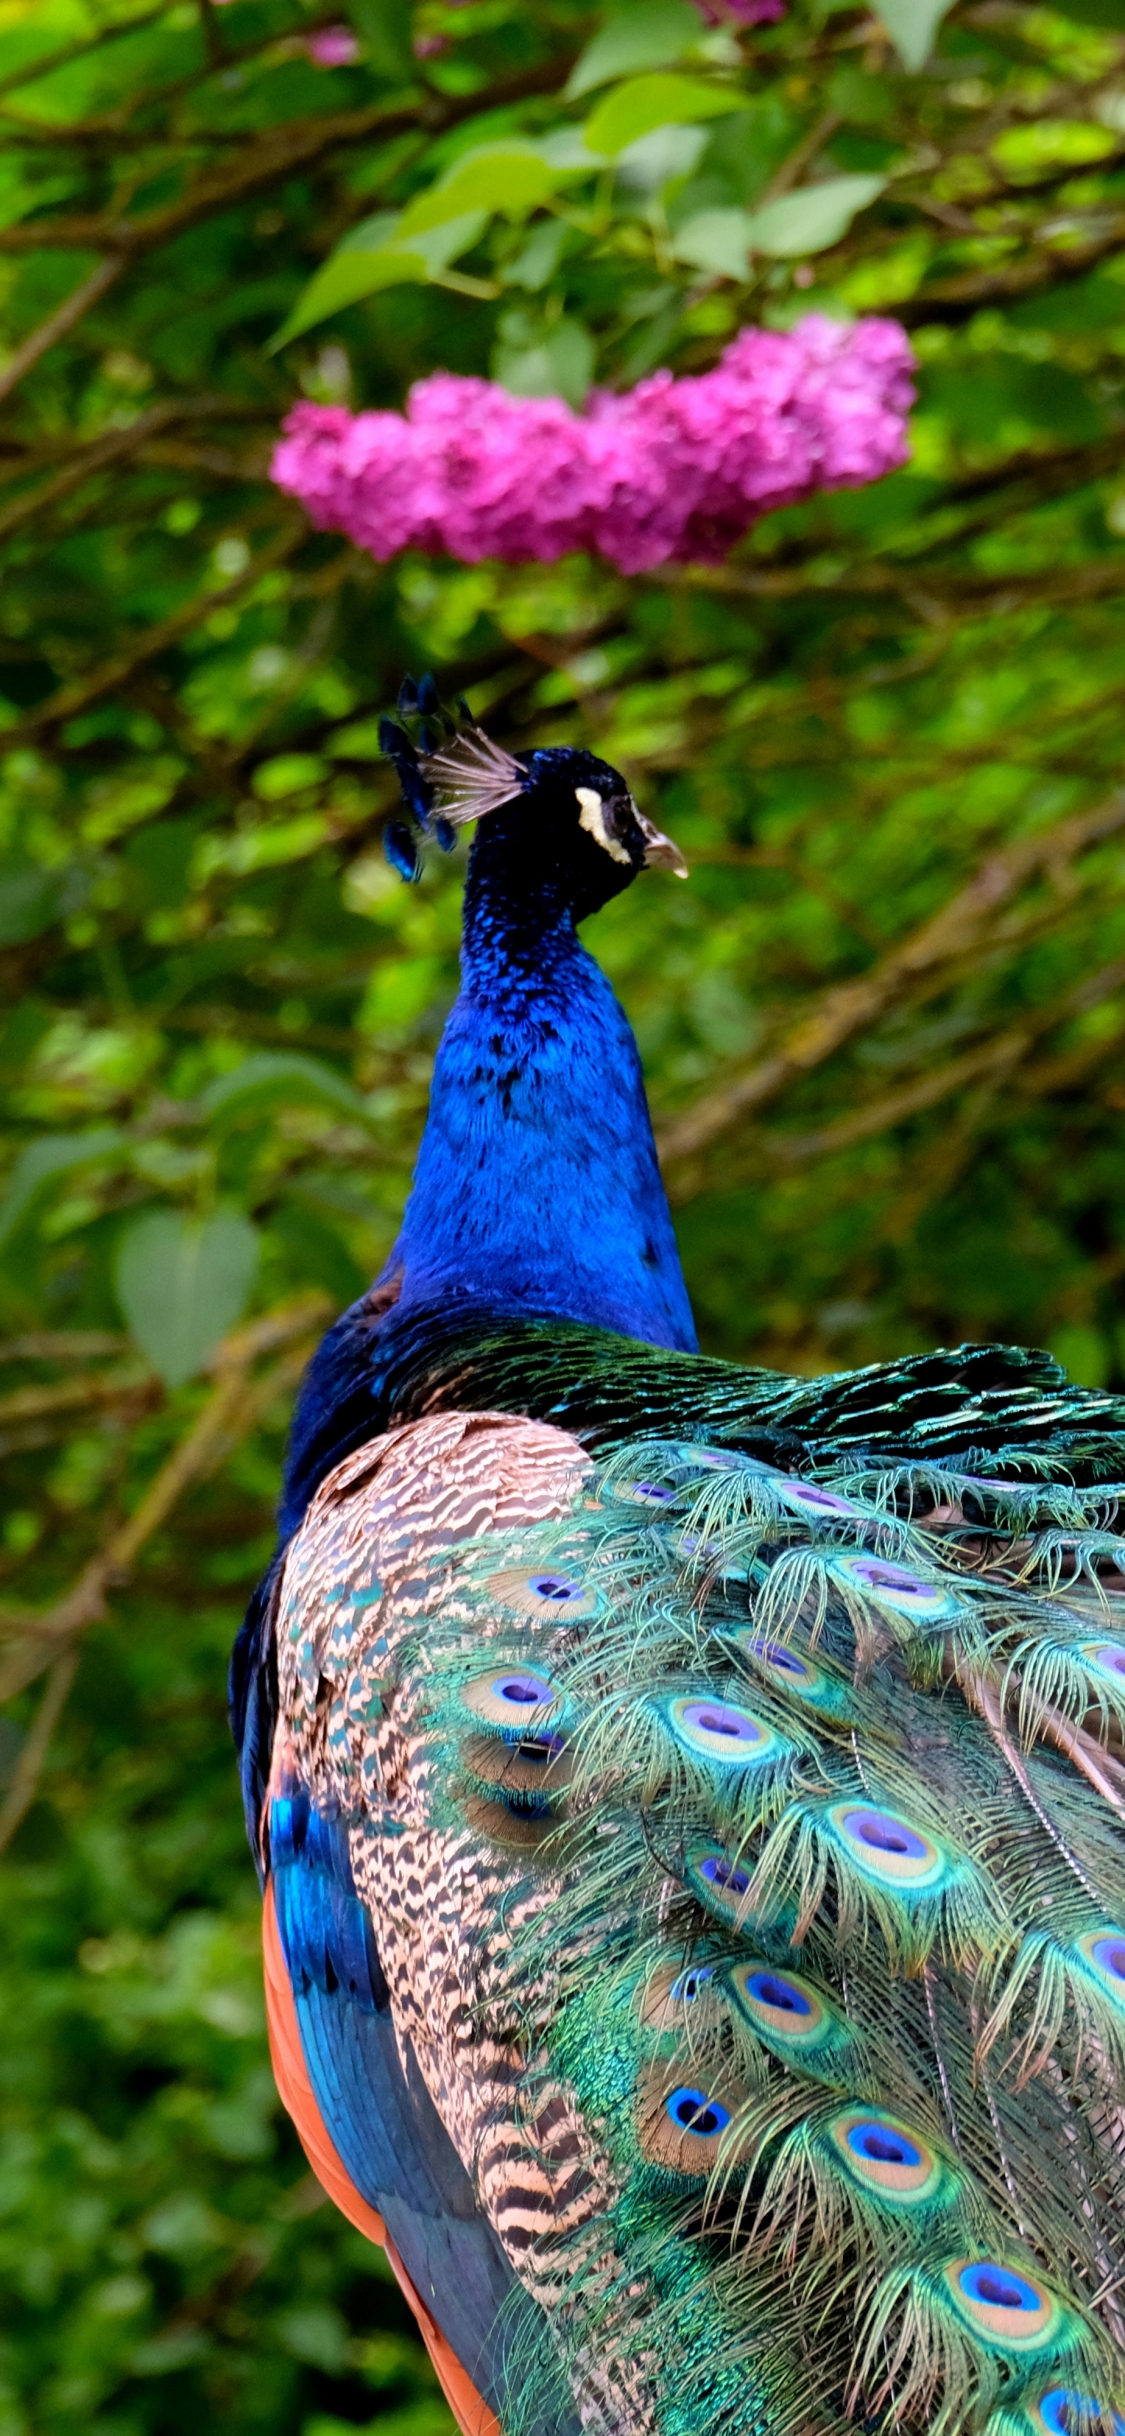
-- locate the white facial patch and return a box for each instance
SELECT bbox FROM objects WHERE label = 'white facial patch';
[575,784,631,866]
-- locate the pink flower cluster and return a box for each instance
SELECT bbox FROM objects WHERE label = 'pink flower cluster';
[270,315,914,576]
[304,25,360,65]
[693,0,785,22]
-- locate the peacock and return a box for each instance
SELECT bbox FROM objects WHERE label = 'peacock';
[232,678,1125,2436]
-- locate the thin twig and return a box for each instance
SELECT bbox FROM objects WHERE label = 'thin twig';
[0,1295,329,1705]
[0,1648,78,1857]
[0,397,266,542]
[0,1332,126,1362]
[0,7,168,101]
[0,58,575,260]
[0,254,124,407]
[8,516,306,743]
[655,790,1125,1164]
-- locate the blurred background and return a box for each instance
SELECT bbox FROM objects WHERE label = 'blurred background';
[3,0,1125,2426]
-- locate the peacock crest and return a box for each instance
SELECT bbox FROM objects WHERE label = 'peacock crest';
[378,672,525,881]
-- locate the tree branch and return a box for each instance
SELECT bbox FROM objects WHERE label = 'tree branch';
[0,57,574,260]
[655,791,1125,1166]
[0,1295,330,1708]
[0,1648,78,1858]
[0,7,168,101]
[0,254,125,408]
[0,395,262,539]
[9,515,306,743]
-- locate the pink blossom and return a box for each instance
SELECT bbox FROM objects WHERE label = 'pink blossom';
[304,24,360,64]
[693,0,785,22]
[270,315,914,576]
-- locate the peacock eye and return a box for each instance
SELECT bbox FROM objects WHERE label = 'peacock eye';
[575,785,631,866]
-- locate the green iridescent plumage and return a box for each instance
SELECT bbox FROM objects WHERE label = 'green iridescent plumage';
[390,1421,1125,2436]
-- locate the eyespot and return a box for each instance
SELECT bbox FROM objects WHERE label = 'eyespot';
[462,1729,571,1800]
[833,1803,946,1887]
[1036,2389,1125,2436]
[943,2258,1063,2350]
[575,784,631,866]
[732,1964,821,2034]
[745,1636,812,1681]
[636,1957,724,2031]
[669,1964,715,2003]
[665,2085,731,2138]
[1081,1642,1125,1684]
[686,1843,756,1923]
[665,1695,780,1766]
[677,1445,743,1472]
[515,1731,567,1763]
[613,1479,678,1506]
[1075,1925,1125,1999]
[636,2062,748,2174]
[701,1852,751,1895]
[485,1565,598,1620]
[828,1551,958,1622]
[496,1672,551,1705]
[774,1477,863,1518]
[458,1668,561,1735]
[827,2107,944,2202]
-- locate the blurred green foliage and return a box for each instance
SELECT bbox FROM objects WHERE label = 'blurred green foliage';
[4,0,1125,2425]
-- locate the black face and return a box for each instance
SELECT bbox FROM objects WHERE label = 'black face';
[386,690,688,914]
[511,746,687,917]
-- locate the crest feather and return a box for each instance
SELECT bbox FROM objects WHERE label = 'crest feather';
[419,725,526,825]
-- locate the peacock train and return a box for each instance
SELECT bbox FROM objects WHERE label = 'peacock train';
[232,677,1125,2436]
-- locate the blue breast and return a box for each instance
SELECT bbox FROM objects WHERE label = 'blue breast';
[392,928,696,1355]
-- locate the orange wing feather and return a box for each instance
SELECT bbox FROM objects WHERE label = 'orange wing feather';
[262,1881,500,2436]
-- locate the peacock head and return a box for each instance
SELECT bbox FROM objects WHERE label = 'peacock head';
[379,674,686,920]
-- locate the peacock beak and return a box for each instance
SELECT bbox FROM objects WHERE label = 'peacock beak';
[635,808,689,879]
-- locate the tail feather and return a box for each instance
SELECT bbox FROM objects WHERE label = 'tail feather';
[274,1411,1125,2436]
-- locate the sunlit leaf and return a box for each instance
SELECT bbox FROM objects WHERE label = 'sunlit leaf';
[743,173,886,255]
[0,1131,123,1255]
[566,0,704,99]
[200,1053,375,1131]
[671,207,753,279]
[582,73,744,158]
[115,1210,259,1387]
[272,213,488,347]
[395,147,566,240]
[871,0,955,71]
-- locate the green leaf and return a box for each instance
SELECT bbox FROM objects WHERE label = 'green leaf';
[395,147,565,241]
[584,73,744,158]
[566,0,704,99]
[115,1211,259,1387]
[671,207,753,279]
[272,212,487,347]
[0,1130,123,1255]
[199,1052,375,1131]
[743,173,886,256]
[870,0,955,71]
[492,316,596,408]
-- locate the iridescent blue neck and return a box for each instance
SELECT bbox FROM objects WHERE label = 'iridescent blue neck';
[384,821,697,1352]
